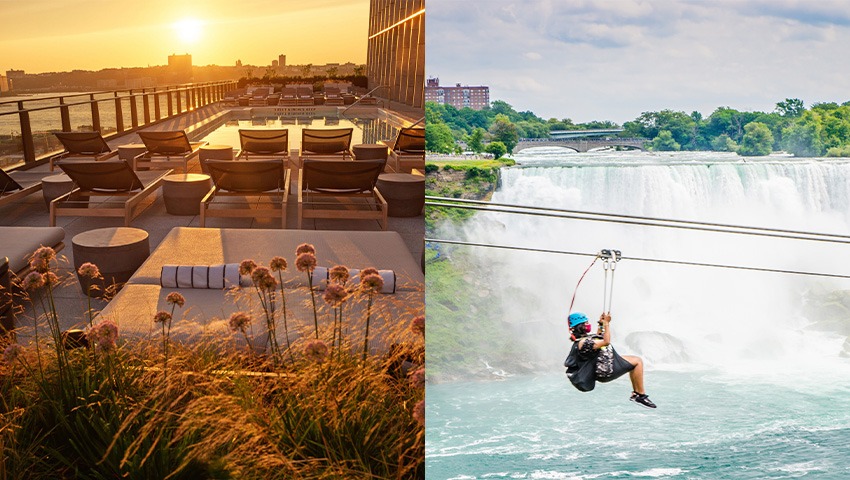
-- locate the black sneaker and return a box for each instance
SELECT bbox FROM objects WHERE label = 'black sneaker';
[630,392,657,409]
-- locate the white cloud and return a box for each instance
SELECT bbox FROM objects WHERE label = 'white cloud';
[524,52,543,61]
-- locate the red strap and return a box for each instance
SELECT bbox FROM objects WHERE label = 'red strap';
[568,255,599,314]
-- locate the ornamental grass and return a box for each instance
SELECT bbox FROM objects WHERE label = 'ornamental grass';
[0,247,425,479]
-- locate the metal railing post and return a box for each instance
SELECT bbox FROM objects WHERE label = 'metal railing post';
[154,91,161,120]
[114,93,124,132]
[129,90,139,128]
[59,97,71,132]
[167,89,174,116]
[18,102,36,164]
[90,94,101,133]
[142,91,151,125]
[176,88,182,113]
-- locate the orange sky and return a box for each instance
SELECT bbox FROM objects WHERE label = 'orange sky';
[1,0,369,73]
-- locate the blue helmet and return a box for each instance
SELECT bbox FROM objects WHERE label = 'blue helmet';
[568,312,588,327]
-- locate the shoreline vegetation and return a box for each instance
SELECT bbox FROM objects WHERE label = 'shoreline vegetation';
[426,97,850,158]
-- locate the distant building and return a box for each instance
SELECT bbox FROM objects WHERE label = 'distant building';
[97,79,119,89]
[278,55,286,67]
[5,69,25,79]
[425,77,489,110]
[168,54,193,83]
[272,60,279,68]
[367,0,424,108]
[126,77,156,89]
[236,59,242,67]
[0,74,9,92]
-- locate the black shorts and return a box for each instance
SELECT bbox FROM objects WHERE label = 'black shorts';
[597,350,636,383]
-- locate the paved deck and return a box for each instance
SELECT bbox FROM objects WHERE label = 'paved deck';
[1,104,423,336]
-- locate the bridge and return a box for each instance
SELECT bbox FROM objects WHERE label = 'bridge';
[514,136,647,153]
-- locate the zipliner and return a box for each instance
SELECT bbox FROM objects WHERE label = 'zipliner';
[564,312,656,409]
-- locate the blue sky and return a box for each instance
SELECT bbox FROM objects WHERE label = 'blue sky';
[426,0,850,123]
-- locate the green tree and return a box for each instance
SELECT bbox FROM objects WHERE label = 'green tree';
[484,141,507,159]
[353,65,365,77]
[782,115,824,157]
[327,66,338,78]
[489,114,519,153]
[738,122,774,156]
[710,134,738,152]
[650,130,680,151]
[467,128,485,154]
[776,98,805,118]
[426,122,455,153]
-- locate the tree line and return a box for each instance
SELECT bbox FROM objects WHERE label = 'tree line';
[426,98,850,157]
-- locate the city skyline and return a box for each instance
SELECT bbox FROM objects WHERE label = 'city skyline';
[427,0,850,124]
[2,0,369,74]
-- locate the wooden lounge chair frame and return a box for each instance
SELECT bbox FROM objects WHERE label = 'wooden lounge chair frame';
[383,126,425,173]
[0,169,46,208]
[297,159,387,230]
[134,131,206,173]
[51,159,171,226]
[49,131,118,171]
[200,159,291,228]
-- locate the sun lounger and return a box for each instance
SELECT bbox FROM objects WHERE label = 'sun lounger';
[297,159,388,230]
[0,168,50,208]
[200,159,290,228]
[134,130,206,173]
[98,227,423,352]
[51,159,172,226]
[236,129,290,161]
[49,131,118,171]
[383,126,425,173]
[299,128,353,166]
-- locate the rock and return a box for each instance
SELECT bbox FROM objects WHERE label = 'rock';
[841,337,850,358]
[624,331,689,364]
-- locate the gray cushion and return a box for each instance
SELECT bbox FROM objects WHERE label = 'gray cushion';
[0,226,66,273]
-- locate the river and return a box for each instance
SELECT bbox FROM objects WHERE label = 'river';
[426,148,850,479]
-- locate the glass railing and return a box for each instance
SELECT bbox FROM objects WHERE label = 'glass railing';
[0,81,237,170]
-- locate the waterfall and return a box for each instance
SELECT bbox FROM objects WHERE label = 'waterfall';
[450,150,850,381]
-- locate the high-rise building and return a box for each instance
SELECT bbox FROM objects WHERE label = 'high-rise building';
[367,0,425,109]
[168,54,193,83]
[0,74,9,92]
[425,77,490,110]
[278,54,286,67]
[272,60,279,68]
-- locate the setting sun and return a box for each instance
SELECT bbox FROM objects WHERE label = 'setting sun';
[173,18,203,44]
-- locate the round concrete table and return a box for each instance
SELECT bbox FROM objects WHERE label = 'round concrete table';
[72,227,150,298]
[376,173,425,217]
[353,143,389,161]
[42,173,88,207]
[162,173,212,215]
[118,143,148,170]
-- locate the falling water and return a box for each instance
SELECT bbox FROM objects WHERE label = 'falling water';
[427,149,850,479]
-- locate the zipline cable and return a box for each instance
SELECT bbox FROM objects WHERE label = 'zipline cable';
[425,196,850,245]
[425,237,850,280]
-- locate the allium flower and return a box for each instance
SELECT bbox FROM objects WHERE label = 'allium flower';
[228,312,252,332]
[295,243,316,256]
[323,283,348,306]
[295,253,317,273]
[303,339,329,363]
[239,259,257,276]
[413,400,425,426]
[329,265,350,284]
[153,311,172,324]
[251,266,277,291]
[360,267,379,278]
[269,256,287,272]
[88,320,118,352]
[21,271,45,291]
[409,367,425,389]
[2,343,23,364]
[77,262,101,279]
[166,292,185,307]
[29,246,56,273]
[410,316,425,336]
[43,272,60,287]
[361,273,384,293]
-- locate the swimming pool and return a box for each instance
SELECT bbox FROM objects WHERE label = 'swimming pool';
[198,112,401,153]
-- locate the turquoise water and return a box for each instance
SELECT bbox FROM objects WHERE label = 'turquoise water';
[426,371,850,479]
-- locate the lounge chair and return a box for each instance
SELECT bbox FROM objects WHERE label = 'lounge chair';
[324,86,344,106]
[299,128,353,166]
[51,159,172,226]
[384,126,425,173]
[280,87,298,106]
[297,158,387,230]
[0,168,49,208]
[200,159,290,228]
[134,130,206,173]
[249,87,270,107]
[236,129,290,161]
[49,131,118,171]
[296,87,315,106]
